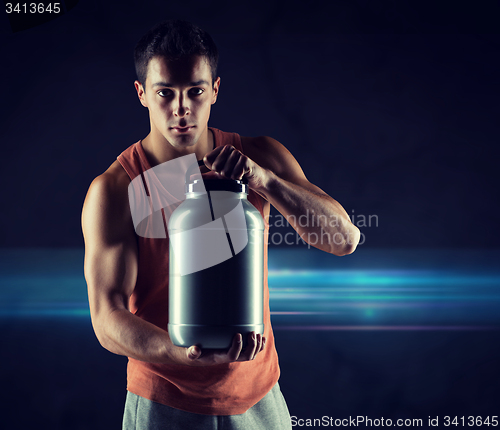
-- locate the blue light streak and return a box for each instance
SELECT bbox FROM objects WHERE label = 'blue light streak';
[1,249,499,329]
[268,268,500,329]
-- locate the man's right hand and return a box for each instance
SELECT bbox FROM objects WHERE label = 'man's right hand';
[183,332,265,366]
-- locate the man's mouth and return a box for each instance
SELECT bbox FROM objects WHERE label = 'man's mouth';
[172,126,194,133]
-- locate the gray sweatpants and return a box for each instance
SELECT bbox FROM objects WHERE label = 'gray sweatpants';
[122,382,292,430]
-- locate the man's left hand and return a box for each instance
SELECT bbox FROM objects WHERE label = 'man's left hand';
[203,145,271,193]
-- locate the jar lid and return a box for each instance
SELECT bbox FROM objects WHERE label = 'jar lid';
[186,178,248,194]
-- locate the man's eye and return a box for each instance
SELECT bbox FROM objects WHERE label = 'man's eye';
[190,88,204,96]
[158,90,172,97]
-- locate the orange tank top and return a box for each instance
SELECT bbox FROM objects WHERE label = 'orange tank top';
[117,127,280,415]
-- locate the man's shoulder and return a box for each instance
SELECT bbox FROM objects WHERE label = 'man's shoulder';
[86,160,130,210]
[82,159,136,251]
[96,159,130,190]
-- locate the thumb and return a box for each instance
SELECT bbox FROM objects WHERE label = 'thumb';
[187,345,201,360]
[200,171,221,180]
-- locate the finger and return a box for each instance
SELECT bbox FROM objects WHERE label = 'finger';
[200,171,221,180]
[203,145,225,169]
[242,332,258,361]
[226,333,243,362]
[210,145,234,173]
[221,148,242,178]
[187,345,201,361]
[250,333,261,360]
[232,155,248,181]
[250,332,260,360]
[255,334,264,354]
[260,336,266,352]
[255,333,263,357]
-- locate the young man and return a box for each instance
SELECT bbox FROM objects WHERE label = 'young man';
[82,20,360,429]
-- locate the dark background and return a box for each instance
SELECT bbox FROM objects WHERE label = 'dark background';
[1,1,500,429]
[1,0,499,248]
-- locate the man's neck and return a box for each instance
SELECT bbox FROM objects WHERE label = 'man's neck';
[141,127,214,167]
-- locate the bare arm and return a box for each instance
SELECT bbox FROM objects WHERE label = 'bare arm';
[204,137,361,256]
[82,166,263,366]
[82,170,184,363]
[260,174,360,255]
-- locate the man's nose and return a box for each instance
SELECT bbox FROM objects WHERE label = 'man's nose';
[174,94,190,117]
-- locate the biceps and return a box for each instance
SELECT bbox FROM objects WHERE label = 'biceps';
[84,240,138,319]
[81,175,138,317]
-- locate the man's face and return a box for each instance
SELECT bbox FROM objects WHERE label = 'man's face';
[135,55,220,152]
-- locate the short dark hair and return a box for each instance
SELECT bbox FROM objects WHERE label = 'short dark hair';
[134,20,219,90]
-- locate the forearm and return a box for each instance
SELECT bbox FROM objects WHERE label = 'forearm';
[94,308,188,365]
[257,172,360,255]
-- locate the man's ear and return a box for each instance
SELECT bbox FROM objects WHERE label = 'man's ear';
[134,80,148,108]
[211,76,221,105]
